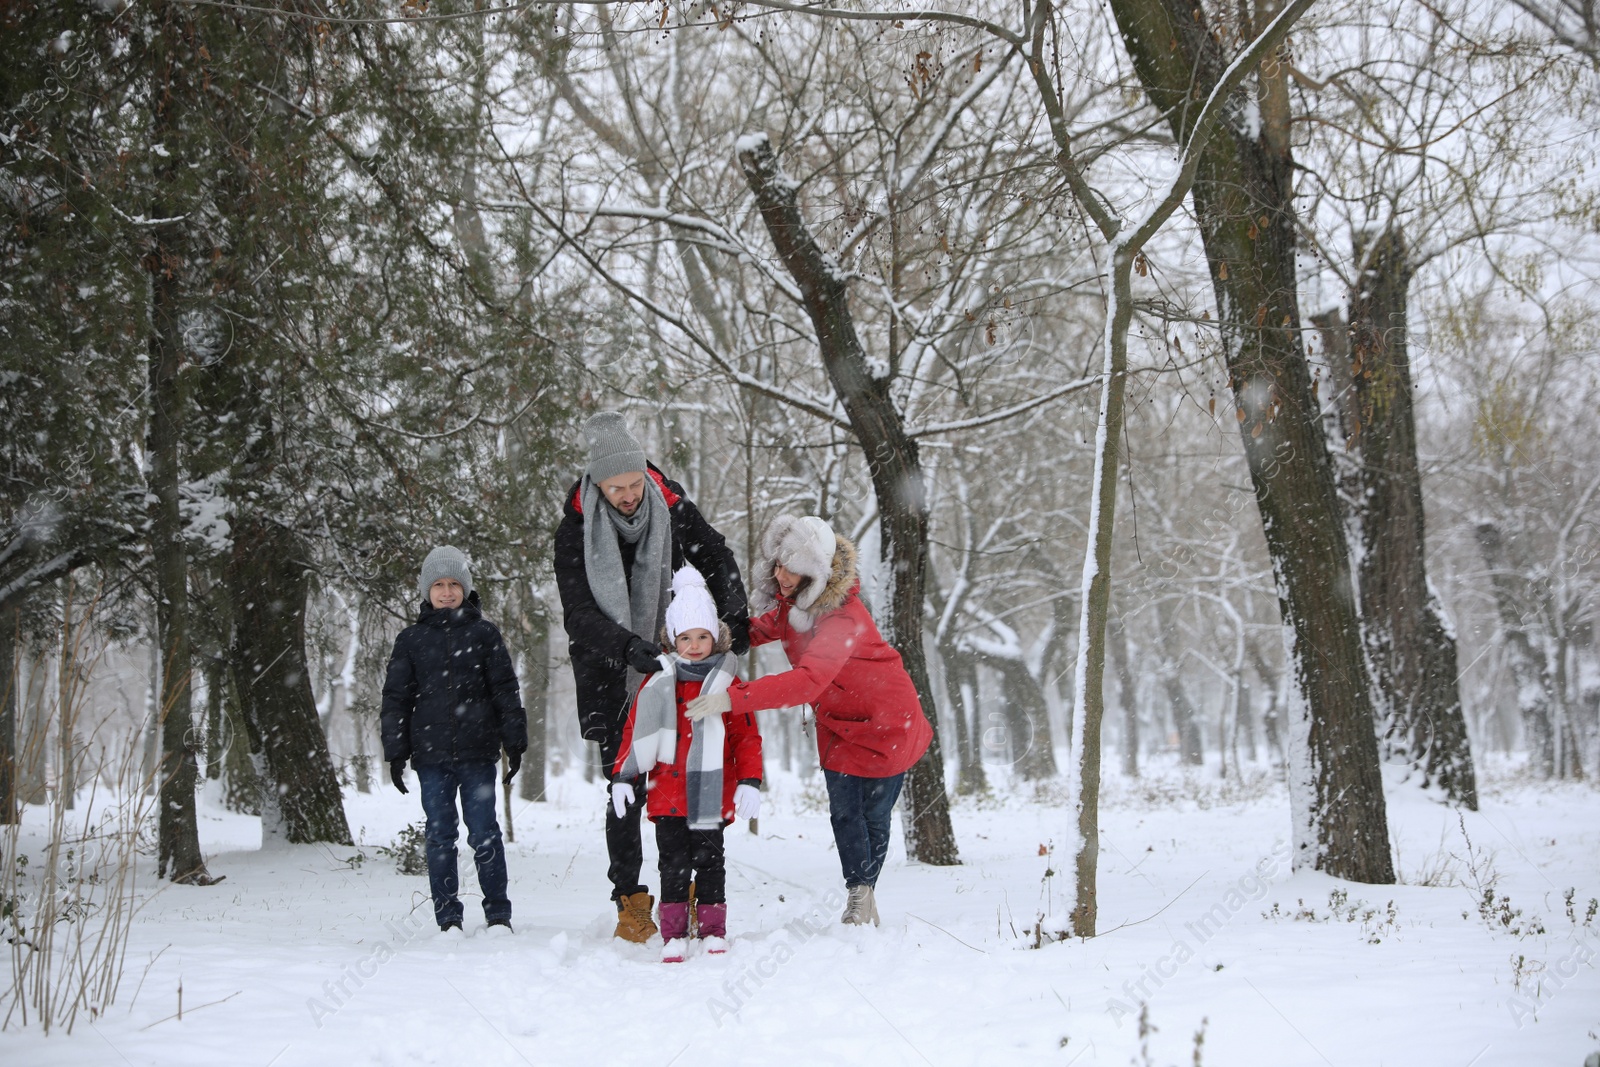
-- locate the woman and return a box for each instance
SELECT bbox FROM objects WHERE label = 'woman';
[686,515,931,925]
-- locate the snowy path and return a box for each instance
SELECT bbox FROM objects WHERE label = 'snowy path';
[4,765,1596,1066]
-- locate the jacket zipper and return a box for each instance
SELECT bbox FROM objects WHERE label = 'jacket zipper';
[445,621,456,762]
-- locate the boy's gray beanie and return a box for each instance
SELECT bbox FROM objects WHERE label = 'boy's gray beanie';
[419,545,473,601]
[583,411,648,484]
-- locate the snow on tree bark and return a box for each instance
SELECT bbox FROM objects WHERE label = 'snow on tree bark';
[226,516,352,846]
[1324,227,1478,808]
[1110,0,1394,883]
[738,134,958,866]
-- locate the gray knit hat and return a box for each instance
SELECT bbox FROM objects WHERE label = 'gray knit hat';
[418,545,473,601]
[583,411,648,484]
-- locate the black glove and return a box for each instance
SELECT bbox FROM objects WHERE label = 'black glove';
[728,617,751,657]
[625,636,665,675]
[390,758,408,795]
[503,750,522,785]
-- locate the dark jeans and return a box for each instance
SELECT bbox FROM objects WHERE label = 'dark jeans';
[416,761,510,926]
[575,655,646,902]
[823,768,906,888]
[655,816,726,905]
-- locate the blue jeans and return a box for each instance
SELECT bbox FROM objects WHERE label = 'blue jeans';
[416,761,510,926]
[823,769,905,888]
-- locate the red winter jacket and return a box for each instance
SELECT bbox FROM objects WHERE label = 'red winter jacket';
[726,536,932,778]
[614,670,763,824]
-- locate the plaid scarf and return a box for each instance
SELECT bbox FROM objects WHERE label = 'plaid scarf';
[615,653,738,829]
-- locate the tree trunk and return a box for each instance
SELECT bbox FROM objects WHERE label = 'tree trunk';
[994,657,1058,780]
[1109,613,1140,778]
[738,134,958,866]
[146,213,211,884]
[1475,522,1559,777]
[58,578,79,809]
[203,653,227,781]
[18,652,49,806]
[0,606,16,824]
[1111,0,1393,882]
[222,678,260,816]
[1324,227,1478,808]
[941,643,988,795]
[1155,600,1204,765]
[227,515,351,844]
[517,594,550,803]
[1247,637,1286,768]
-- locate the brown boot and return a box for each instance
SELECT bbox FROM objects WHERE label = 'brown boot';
[614,891,658,943]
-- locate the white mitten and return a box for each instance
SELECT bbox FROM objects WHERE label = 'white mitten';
[610,780,634,818]
[685,690,732,721]
[733,783,761,821]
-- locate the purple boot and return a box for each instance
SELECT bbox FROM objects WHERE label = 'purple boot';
[698,903,728,954]
[660,901,690,963]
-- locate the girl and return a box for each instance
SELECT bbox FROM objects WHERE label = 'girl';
[612,566,762,961]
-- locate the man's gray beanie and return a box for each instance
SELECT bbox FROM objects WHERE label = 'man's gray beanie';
[583,411,648,484]
[419,545,473,601]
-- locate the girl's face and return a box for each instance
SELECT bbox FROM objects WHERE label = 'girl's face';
[674,628,714,661]
[773,562,806,600]
[429,578,464,609]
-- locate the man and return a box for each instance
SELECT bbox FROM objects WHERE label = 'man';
[553,411,749,942]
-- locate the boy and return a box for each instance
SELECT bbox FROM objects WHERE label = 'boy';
[381,546,527,933]
[611,566,762,962]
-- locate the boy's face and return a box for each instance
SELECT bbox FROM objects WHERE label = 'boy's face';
[429,578,464,610]
[674,628,714,661]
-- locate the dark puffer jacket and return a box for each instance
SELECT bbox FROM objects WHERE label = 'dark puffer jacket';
[380,592,527,767]
[553,463,750,668]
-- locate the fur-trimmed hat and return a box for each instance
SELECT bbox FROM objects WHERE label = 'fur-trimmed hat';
[664,565,720,641]
[752,516,858,632]
[761,515,837,610]
[419,545,473,601]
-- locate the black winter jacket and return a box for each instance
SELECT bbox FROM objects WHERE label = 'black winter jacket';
[380,592,527,767]
[554,463,749,668]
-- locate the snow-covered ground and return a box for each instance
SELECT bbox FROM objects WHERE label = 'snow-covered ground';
[3,759,1597,1066]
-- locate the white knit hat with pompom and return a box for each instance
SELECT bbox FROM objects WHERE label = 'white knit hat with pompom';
[664,565,720,641]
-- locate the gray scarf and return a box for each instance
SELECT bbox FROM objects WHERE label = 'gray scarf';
[581,472,672,676]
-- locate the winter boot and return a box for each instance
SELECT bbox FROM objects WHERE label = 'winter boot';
[841,884,879,926]
[659,901,691,963]
[697,902,728,954]
[614,891,658,944]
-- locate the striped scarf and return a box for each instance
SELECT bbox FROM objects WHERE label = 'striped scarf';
[615,653,738,830]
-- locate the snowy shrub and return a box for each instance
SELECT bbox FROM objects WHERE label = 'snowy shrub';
[1262,888,1400,943]
[375,823,428,875]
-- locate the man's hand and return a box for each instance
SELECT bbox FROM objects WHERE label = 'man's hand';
[390,758,408,795]
[625,637,666,675]
[610,780,635,818]
[728,618,751,657]
[503,750,522,785]
[685,690,731,721]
